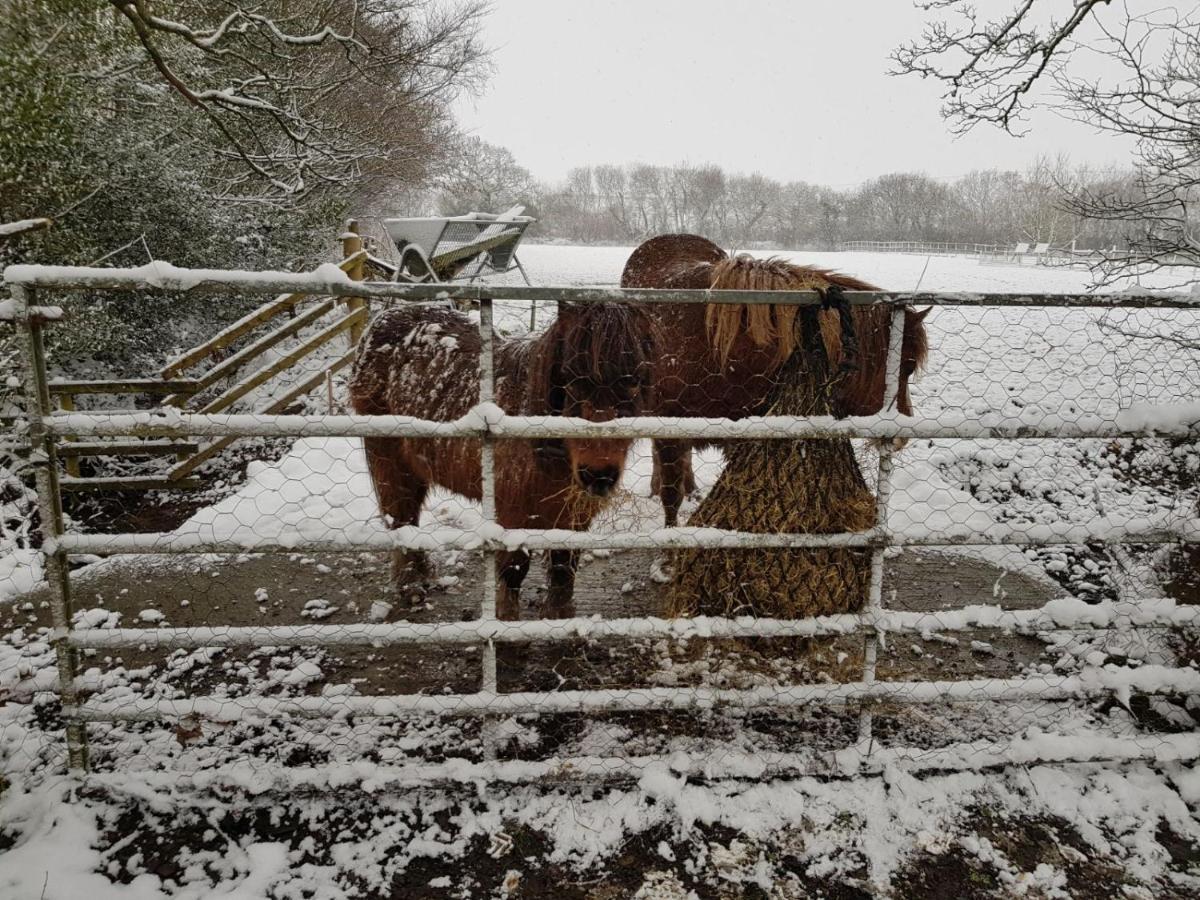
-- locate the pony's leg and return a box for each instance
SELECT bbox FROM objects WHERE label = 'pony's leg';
[680,446,697,496]
[496,550,530,621]
[363,437,430,601]
[495,550,532,677]
[545,549,580,619]
[654,440,693,528]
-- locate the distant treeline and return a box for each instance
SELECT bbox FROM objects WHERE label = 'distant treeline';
[533,158,1139,250]
[431,140,1139,251]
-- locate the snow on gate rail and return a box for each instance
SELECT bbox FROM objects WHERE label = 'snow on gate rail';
[5,262,1200,784]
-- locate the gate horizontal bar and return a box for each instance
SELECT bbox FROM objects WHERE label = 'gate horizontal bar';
[73,664,1200,722]
[51,517,1200,557]
[64,598,1200,650]
[79,731,1200,788]
[6,262,1200,308]
[59,475,202,492]
[36,403,1200,442]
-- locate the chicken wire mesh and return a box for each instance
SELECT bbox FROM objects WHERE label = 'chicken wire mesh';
[1,262,1199,804]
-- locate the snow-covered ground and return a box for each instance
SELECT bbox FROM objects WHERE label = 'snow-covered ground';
[2,246,1199,898]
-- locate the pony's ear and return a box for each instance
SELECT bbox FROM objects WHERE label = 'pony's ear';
[914,306,933,321]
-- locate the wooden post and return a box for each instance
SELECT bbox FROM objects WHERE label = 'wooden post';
[341,219,367,348]
[340,219,364,272]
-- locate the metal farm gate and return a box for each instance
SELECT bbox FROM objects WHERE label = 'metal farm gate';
[5,262,1200,787]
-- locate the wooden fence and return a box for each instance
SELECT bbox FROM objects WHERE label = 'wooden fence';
[7,221,381,492]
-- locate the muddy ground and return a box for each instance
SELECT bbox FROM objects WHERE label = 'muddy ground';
[14,547,1200,899]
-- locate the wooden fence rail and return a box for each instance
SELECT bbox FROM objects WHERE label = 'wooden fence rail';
[5,222,373,491]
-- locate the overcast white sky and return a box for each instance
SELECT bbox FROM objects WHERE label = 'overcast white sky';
[453,0,1135,187]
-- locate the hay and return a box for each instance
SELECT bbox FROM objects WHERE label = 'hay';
[666,306,876,619]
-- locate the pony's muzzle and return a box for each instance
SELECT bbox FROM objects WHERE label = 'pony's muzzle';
[576,464,620,496]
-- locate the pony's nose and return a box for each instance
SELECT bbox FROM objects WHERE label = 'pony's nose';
[577,465,619,496]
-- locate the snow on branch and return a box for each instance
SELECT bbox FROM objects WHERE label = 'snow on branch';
[105,1,488,203]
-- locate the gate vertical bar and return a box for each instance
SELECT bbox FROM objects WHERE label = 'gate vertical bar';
[856,305,906,758]
[477,297,500,755]
[11,284,89,772]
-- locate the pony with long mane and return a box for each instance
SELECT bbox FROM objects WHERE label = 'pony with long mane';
[350,302,654,619]
[622,233,929,525]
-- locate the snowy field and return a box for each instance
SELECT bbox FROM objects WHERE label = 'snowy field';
[2,245,1199,897]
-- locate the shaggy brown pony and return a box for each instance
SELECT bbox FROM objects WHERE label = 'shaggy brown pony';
[622,233,930,525]
[350,302,654,619]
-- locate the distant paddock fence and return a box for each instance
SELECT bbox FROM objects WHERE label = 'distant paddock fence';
[838,240,1012,257]
[837,239,1142,267]
[4,261,1200,786]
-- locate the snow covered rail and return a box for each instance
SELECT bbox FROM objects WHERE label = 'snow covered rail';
[64,598,1200,650]
[8,260,1200,308]
[48,518,1200,556]
[37,403,1200,441]
[67,665,1200,722]
[5,261,1200,784]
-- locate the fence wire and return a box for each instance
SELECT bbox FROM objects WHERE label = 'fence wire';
[2,265,1199,795]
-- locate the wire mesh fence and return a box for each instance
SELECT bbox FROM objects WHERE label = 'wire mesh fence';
[2,262,1199,798]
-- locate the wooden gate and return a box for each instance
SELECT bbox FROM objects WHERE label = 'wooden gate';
[34,223,382,491]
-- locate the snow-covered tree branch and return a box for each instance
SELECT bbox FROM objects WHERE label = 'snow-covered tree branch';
[893,1,1200,285]
[105,1,489,204]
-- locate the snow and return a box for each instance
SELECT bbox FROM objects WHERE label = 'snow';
[0,297,64,321]
[0,217,51,239]
[170,437,387,549]
[2,244,1199,896]
[1,757,1194,898]
[0,547,42,603]
[3,259,353,291]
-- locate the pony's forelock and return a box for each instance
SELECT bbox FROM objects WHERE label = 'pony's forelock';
[699,253,930,414]
[527,303,654,414]
[705,255,860,367]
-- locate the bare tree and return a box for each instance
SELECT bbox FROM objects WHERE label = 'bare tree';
[436,135,536,215]
[894,0,1200,574]
[108,0,489,205]
[594,164,636,240]
[892,1,1200,284]
[722,173,774,247]
[1018,154,1085,246]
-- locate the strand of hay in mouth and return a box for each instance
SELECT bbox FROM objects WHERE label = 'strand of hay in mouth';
[666,308,876,619]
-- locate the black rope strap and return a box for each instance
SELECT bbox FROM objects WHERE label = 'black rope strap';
[820,283,860,374]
